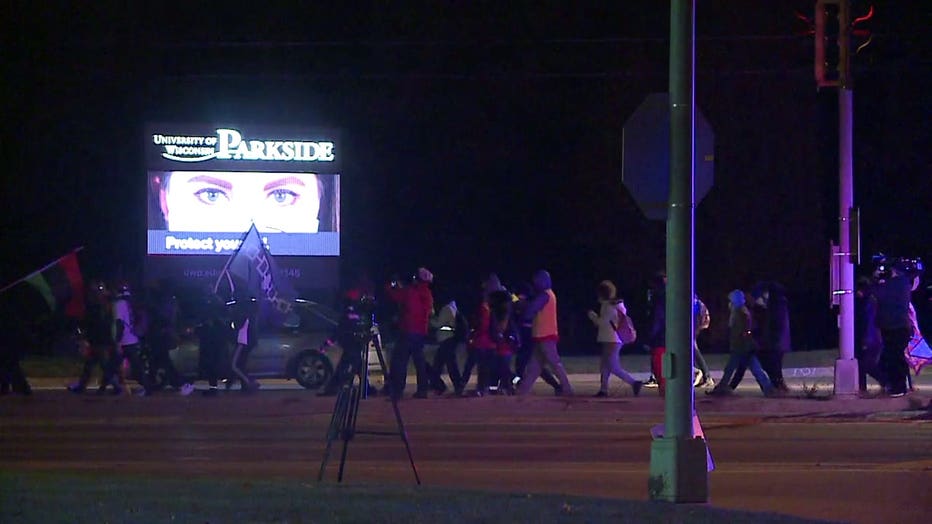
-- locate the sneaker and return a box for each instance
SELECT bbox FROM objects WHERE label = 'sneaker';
[643,376,659,388]
[553,385,563,396]
[68,383,86,394]
[593,391,608,398]
[135,388,149,397]
[693,371,703,387]
[632,381,643,397]
[179,383,195,396]
[889,391,907,398]
[696,376,715,389]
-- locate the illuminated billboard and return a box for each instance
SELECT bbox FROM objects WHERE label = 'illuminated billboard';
[146,125,340,257]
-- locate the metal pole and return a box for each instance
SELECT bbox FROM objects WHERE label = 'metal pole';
[833,0,859,396]
[648,0,709,503]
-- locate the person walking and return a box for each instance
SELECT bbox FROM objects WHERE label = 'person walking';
[512,282,562,394]
[428,291,466,395]
[384,267,434,400]
[112,283,156,396]
[488,286,518,395]
[462,274,499,396]
[517,270,573,396]
[710,290,774,396]
[198,295,230,397]
[230,297,260,393]
[587,280,642,397]
[854,277,885,392]
[68,281,120,395]
[646,272,667,396]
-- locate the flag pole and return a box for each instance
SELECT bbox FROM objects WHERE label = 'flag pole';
[0,246,85,295]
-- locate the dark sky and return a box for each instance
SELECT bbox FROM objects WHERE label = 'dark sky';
[2,1,929,350]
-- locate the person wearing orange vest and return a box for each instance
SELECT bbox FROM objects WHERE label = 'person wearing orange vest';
[516,270,573,395]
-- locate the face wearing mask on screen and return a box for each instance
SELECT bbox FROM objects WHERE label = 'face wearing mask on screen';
[159,171,321,233]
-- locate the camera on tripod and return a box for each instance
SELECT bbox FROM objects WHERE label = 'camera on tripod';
[871,253,924,281]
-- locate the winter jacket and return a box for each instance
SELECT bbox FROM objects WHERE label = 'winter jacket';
[385,281,434,336]
[430,301,458,343]
[591,300,625,344]
[469,302,495,351]
[873,275,913,330]
[728,305,755,355]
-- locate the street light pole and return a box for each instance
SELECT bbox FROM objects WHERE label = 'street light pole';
[648,0,709,503]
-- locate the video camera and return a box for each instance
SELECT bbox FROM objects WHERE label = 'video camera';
[871,253,924,281]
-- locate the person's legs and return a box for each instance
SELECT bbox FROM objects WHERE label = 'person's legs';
[880,327,912,395]
[389,333,413,400]
[760,351,786,390]
[539,340,573,395]
[122,344,153,395]
[598,343,613,393]
[607,343,638,385]
[230,343,255,391]
[711,353,741,393]
[747,355,774,395]
[410,335,430,396]
[517,346,544,395]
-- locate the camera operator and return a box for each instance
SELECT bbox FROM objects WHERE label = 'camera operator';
[872,257,921,397]
[384,268,434,400]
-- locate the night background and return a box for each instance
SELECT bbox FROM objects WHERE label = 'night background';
[3,1,929,353]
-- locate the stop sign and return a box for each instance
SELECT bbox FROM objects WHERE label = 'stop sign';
[622,92,715,220]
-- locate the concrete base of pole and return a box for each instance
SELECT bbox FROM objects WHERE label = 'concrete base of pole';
[833,358,860,397]
[648,437,709,503]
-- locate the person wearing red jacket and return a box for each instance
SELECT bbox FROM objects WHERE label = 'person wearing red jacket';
[384,267,434,400]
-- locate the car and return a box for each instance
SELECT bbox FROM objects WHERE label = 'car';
[165,298,340,390]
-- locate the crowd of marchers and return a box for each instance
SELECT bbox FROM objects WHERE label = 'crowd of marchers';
[0,259,926,399]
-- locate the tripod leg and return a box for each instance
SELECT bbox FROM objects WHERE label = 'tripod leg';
[318,385,350,481]
[389,396,422,485]
[337,385,361,482]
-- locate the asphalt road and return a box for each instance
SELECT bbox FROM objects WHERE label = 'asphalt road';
[1,387,930,524]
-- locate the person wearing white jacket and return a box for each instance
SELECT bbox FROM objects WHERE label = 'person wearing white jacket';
[587,280,643,397]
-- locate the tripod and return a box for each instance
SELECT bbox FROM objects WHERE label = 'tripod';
[317,321,421,484]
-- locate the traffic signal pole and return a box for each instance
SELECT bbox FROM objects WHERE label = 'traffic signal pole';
[823,0,859,396]
[648,0,709,503]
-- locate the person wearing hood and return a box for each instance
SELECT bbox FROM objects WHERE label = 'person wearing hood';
[709,290,774,396]
[512,282,562,394]
[428,287,467,396]
[385,267,435,400]
[587,280,642,397]
[516,270,573,395]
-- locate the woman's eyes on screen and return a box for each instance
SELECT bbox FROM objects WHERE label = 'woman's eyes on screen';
[193,187,230,205]
[268,188,299,206]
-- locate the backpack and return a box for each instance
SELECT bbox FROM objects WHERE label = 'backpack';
[613,304,637,345]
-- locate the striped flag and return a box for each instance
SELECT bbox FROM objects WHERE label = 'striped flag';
[1,249,85,318]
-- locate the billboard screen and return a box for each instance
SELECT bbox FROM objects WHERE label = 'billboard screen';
[146,125,340,257]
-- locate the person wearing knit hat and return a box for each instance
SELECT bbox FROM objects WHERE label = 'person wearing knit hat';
[709,289,774,397]
[587,280,643,397]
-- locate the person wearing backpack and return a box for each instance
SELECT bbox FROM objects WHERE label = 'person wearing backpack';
[112,283,155,396]
[587,280,643,397]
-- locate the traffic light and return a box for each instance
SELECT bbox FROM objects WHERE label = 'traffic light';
[815,0,844,87]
